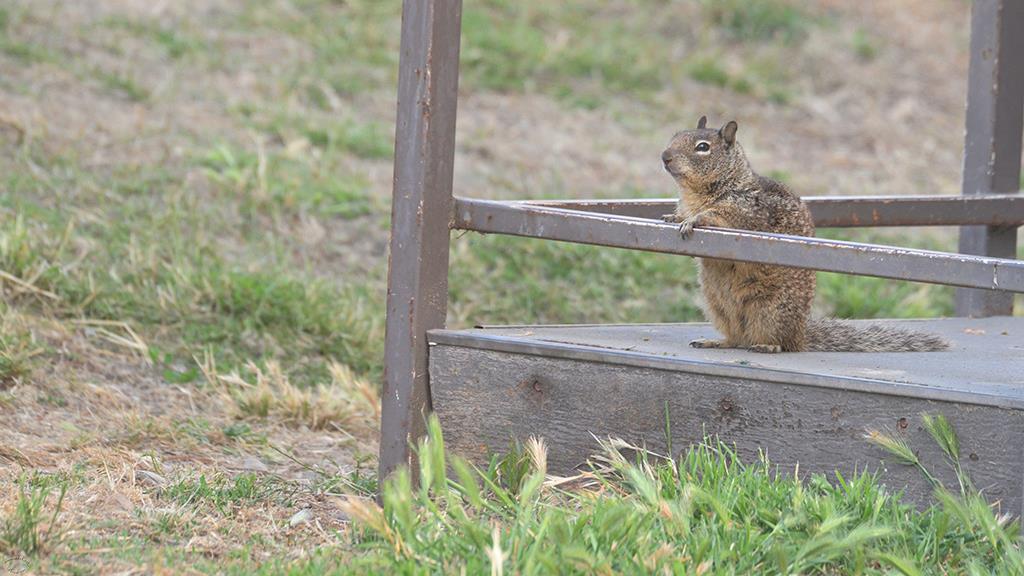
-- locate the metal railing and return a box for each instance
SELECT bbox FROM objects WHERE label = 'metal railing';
[379,0,1024,481]
[453,197,1024,292]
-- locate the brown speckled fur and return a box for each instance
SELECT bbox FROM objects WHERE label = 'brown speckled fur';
[662,117,949,353]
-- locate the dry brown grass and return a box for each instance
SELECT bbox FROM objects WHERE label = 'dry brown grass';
[0,311,377,571]
[204,357,379,433]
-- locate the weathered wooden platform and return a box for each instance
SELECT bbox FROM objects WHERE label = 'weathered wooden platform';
[428,317,1024,513]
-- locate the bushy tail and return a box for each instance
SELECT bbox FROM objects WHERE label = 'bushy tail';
[806,317,950,352]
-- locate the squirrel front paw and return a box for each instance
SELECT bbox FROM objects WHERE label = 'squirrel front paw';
[661,213,682,223]
[678,214,701,239]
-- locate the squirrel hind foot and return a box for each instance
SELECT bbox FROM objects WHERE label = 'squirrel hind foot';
[690,338,728,349]
[748,344,782,354]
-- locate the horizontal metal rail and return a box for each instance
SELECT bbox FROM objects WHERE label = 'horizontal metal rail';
[521,194,1024,227]
[452,197,1024,293]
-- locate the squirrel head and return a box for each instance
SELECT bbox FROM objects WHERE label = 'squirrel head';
[662,116,751,196]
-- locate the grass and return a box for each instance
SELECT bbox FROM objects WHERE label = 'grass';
[0,7,56,65]
[251,0,401,97]
[449,230,958,327]
[0,38,53,65]
[819,274,953,319]
[33,412,1007,574]
[208,359,379,431]
[702,0,815,43]
[686,57,734,89]
[678,1,816,103]
[0,176,961,394]
[91,68,150,102]
[449,234,704,325]
[0,478,67,557]
[317,121,393,160]
[339,414,1024,574]
[243,110,393,161]
[161,473,293,514]
[0,143,952,392]
[0,334,33,386]
[686,52,796,104]
[100,15,206,60]
[0,151,385,384]
[816,230,955,319]
[851,29,881,61]
[199,142,376,218]
[0,308,37,387]
[463,1,663,97]
[253,0,670,104]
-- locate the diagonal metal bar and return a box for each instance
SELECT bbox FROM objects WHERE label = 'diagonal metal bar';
[519,194,1024,228]
[453,197,1024,293]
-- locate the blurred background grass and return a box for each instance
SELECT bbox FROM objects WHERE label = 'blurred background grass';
[1,0,998,386]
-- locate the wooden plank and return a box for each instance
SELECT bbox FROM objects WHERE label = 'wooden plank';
[430,343,1024,515]
[519,194,1024,228]
[380,0,463,482]
[956,0,1024,316]
[453,198,1024,293]
[430,317,1024,410]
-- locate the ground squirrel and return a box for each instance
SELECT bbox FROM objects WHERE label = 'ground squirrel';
[661,116,949,353]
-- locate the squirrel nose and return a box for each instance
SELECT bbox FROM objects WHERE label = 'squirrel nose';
[661,150,673,165]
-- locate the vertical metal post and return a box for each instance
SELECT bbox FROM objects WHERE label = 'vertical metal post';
[380,0,463,481]
[956,0,1023,317]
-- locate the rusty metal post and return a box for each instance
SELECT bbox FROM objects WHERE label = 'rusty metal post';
[380,0,463,481]
[956,0,1023,317]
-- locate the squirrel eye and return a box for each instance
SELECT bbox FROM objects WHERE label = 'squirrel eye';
[695,141,710,152]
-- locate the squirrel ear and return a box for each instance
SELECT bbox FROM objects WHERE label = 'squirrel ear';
[720,120,738,146]
[696,115,707,129]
